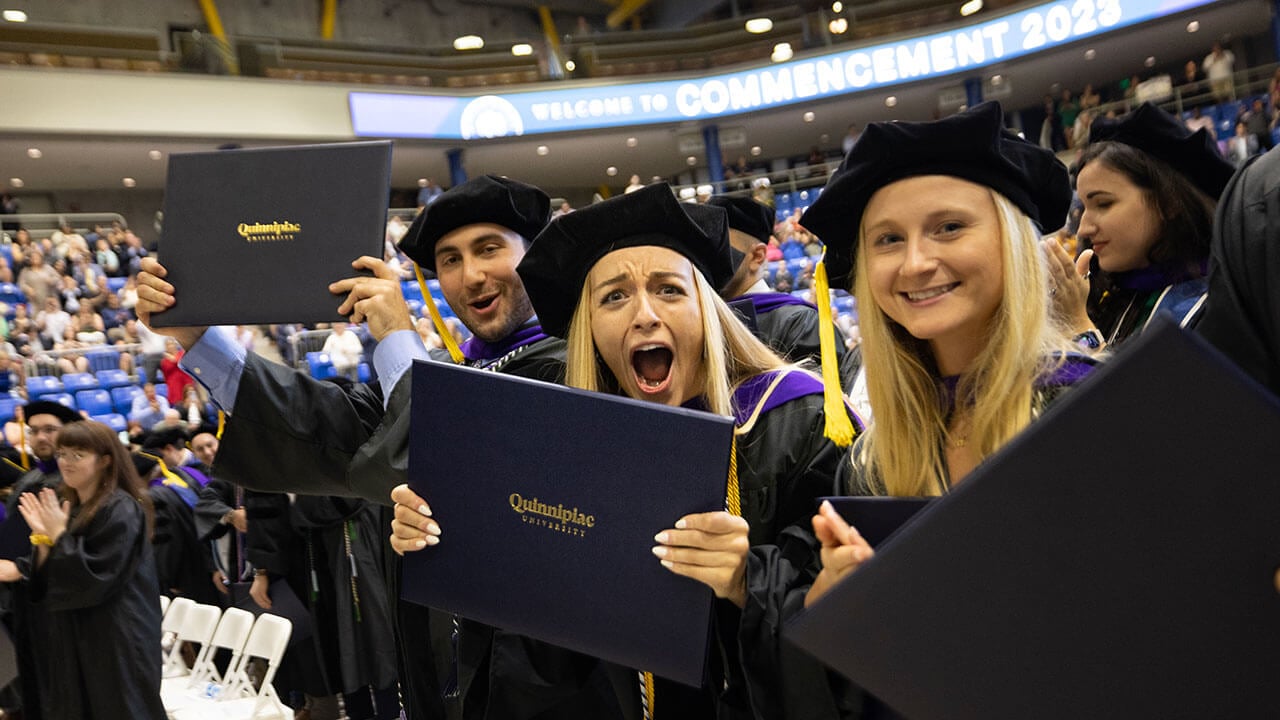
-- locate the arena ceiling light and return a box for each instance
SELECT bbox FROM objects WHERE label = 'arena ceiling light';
[122,177,137,188]
[453,35,484,51]
[511,43,533,56]
[606,166,618,176]
[1186,20,1200,32]
[831,1,843,12]
[148,150,163,160]
[2,10,27,22]
[771,42,793,63]
[8,178,23,188]
[745,18,773,34]
[959,0,983,16]
[625,137,638,147]
[803,111,816,123]
[536,145,550,156]
[885,96,898,107]
[1084,48,1097,60]
[750,146,762,156]
[26,148,41,159]
[829,18,848,34]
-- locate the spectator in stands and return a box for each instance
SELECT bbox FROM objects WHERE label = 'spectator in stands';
[18,249,60,310]
[8,228,30,268]
[1240,98,1275,154]
[1185,105,1218,142]
[765,236,783,262]
[129,382,170,430]
[1228,120,1258,165]
[1270,68,1280,114]
[416,178,443,210]
[1203,41,1235,102]
[414,316,443,349]
[159,338,194,404]
[1182,60,1205,95]
[1072,108,1096,150]
[0,192,17,233]
[119,276,139,309]
[137,321,167,383]
[234,325,255,352]
[551,200,573,218]
[625,174,645,193]
[73,305,106,345]
[322,322,363,380]
[807,146,827,176]
[118,230,147,276]
[1079,83,1101,111]
[36,296,71,350]
[1039,93,1066,151]
[172,384,209,431]
[1058,88,1081,147]
[94,238,121,277]
[57,274,82,313]
[100,293,134,342]
[0,256,12,284]
[751,177,774,207]
[49,220,88,261]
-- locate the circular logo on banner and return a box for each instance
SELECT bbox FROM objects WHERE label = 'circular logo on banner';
[460,96,525,139]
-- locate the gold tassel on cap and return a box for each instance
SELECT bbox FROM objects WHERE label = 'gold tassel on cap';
[813,255,856,448]
[414,263,465,364]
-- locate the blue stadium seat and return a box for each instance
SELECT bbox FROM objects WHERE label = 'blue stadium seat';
[75,389,112,416]
[785,257,808,279]
[91,413,127,432]
[26,376,64,399]
[85,349,121,374]
[43,393,75,410]
[0,282,24,306]
[774,192,794,219]
[153,384,168,402]
[781,241,805,261]
[0,246,11,269]
[95,369,131,389]
[306,352,337,380]
[111,385,143,415]
[401,281,424,303]
[426,278,442,298]
[357,363,371,383]
[61,372,98,393]
[406,299,423,317]
[106,276,127,293]
[0,397,21,424]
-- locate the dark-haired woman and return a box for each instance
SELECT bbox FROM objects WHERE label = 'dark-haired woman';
[18,420,165,719]
[1047,103,1236,351]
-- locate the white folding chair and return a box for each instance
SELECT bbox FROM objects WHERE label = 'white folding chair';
[160,596,195,667]
[161,603,220,679]
[162,607,256,713]
[160,595,171,617]
[172,613,294,720]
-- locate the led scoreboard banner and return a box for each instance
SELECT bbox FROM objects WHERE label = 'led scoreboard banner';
[349,0,1220,139]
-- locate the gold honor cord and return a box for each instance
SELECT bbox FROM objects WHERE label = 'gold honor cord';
[138,452,191,491]
[641,434,740,719]
[216,410,226,440]
[413,263,465,364]
[813,255,856,448]
[15,406,28,471]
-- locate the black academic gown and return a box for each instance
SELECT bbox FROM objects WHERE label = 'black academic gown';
[193,476,247,588]
[1199,150,1280,396]
[148,479,219,604]
[29,490,166,720]
[3,462,61,720]
[290,495,398,695]
[732,293,861,391]
[211,329,598,720]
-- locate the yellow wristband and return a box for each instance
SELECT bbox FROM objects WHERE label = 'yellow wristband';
[29,533,53,547]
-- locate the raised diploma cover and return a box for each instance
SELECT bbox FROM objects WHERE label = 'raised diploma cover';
[401,360,734,687]
[821,496,932,548]
[786,318,1280,719]
[152,141,392,326]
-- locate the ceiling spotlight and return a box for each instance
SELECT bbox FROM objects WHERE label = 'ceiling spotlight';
[1186,20,1200,33]
[828,18,848,34]
[686,156,697,166]
[819,133,830,144]
[2,10,27,22]
[885,96,898,107]
[803,111,816,123]
[8,178,23,188]
[565,60,576,71]
[745,18,773,34]
[453,35,484,51]
[1084,48,1097,60]
[625,137,638,147]
[1144,55,1156,67]
[990,74,1004,86]
[831,1,843,12]
[417,178,429,187]
[771,42,793,63]
[536,145,550,156]
[26,148,41,159]
[750,145,762,156]
[148,150,163,160]
[511,43,533,56]
[960,0,983,17]
[606,166,618,176]
[122,177,137,188]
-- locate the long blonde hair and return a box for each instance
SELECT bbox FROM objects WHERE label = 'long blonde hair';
[565,266,788,416]
[855,190,1072,496]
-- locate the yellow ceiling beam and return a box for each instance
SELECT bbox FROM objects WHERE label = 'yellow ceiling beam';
[605,0,649,29]
[321,0,337,40]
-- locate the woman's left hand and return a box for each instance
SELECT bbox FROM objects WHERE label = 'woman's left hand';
[18,488,69,545]
[653,511,750,608]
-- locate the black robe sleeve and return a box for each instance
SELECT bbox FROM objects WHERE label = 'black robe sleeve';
[35,494,145,611]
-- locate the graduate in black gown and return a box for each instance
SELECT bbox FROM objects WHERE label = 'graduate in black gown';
[774,103,1096,717]
[17,420,165,720]
[394,183,861,719]
[135,176,618,720]
[710,195,860,390]
[0,401,84,720]
[1198,147,1280,396]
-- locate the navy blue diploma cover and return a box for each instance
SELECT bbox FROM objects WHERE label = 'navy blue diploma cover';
[786,318,1280,719]
[153,141,392,326]
[402,360,734,687]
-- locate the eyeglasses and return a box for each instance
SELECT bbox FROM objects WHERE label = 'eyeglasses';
[54,450,92,462]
